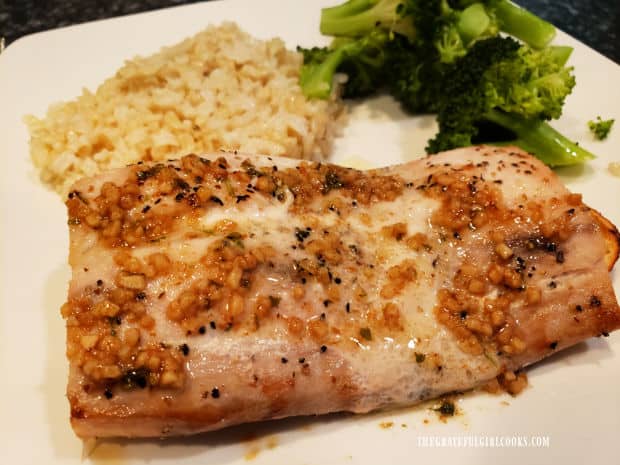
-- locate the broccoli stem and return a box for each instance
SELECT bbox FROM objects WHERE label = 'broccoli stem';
[484,109,595,166]
[320,0,406,37]
[548,45,573,66]
[491,0,556,49]
[457,3,492,44]
[321,0,380,19]
[299,47,349,99]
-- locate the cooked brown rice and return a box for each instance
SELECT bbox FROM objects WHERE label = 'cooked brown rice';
[26,22,345,195]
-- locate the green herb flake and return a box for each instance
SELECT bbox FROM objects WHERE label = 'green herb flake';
[242,160,265,177]
[323,171,344,193]
[588,116,615,140]
[225,232,244,248]
[136,164,163,183]
[107,316,121,336]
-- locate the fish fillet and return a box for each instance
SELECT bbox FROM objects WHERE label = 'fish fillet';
[62,146,620,438]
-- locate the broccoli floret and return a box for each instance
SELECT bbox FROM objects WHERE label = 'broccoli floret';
[320,0,415,39]
[433,1,499,63]
[298,45,345,99]
[428,36,593,165]
[588,117,615,140]
[298,31,390,99]
[425,36,519,152]
[482,44,576,120]
[386,0,496,111]
[424,0,554,63]
[385,33,442,113]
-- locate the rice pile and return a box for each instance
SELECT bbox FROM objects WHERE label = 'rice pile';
[26,22,345,195]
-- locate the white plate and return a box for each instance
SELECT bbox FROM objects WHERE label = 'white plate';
[1,1,619,464]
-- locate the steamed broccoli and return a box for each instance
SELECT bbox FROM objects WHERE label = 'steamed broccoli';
[300,1,593,167]
[298,31,390,99]
[385,0,498,112]
[385,0,501,115]
[319,0,496,64]
[386,35,442,113]
[309,0,560,107]
[427,37,593,166]
[413,0,499,64]
[588,117,615,140]
[484,0,556,49]
[320,0,555,60]
[319,0,416,39]
[482,110,595,166]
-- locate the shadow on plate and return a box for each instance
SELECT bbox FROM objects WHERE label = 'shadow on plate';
[346,94,409,122]
[42,262,617,463]
[43,263,82,460]
[89,412,354,463]
[346,93,434,128]
[528,338,615,376]
[554,162,595,182]
[346,94,437,162]
[78,339,618,463]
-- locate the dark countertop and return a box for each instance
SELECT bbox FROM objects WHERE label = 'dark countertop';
[1,0,619,63]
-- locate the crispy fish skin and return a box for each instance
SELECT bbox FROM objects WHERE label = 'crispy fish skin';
[62,146,620,438]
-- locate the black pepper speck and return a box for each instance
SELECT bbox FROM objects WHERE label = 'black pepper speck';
[210,196,224,206]
[179,343,190,356]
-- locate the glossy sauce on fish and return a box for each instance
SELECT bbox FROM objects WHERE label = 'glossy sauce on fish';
[62,146,620,438]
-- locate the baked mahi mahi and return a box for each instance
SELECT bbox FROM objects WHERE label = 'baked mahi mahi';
[62,146,620,438]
